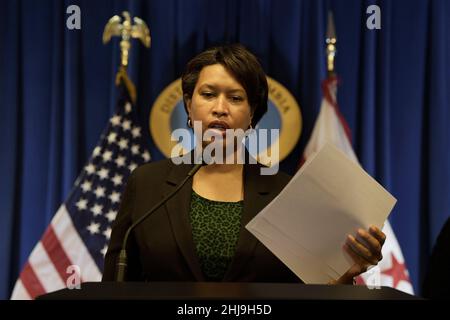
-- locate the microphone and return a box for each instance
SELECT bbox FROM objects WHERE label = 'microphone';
[115,162,204,282]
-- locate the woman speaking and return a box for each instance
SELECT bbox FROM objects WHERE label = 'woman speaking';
[102,44,385,285]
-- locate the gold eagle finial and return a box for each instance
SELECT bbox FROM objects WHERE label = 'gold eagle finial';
[103,11,151,69]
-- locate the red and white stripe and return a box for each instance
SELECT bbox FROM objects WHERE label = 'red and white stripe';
[10,205,102,300]
[303,77,357,163]
[301,76,414,294]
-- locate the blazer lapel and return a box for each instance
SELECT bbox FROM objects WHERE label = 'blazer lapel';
[223,163,271,281]
[163,161,205,281]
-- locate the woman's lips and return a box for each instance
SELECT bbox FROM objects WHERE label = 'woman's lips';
[207,120,230,130]
[207,120,230,136]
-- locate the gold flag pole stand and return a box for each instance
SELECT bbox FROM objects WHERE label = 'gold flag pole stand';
[102,11,151,104]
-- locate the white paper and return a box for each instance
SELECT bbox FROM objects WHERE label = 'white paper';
[246,143,397,283]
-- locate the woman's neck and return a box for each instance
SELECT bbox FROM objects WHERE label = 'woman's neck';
[199,162,243,174]
[193,162,244,202]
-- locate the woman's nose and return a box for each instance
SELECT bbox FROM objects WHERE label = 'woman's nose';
[212,95,229,116]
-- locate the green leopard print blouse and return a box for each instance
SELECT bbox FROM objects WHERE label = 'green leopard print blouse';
[189,190,243,281]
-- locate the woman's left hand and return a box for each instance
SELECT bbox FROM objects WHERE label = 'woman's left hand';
[330,225,386,285]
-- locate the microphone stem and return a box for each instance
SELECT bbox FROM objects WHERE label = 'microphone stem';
[115,163,203,282]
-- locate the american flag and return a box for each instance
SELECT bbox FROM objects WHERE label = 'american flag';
[301,76,414,294]
[10,82,151,299]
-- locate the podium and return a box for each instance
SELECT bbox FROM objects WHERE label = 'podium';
[37,282,418,300]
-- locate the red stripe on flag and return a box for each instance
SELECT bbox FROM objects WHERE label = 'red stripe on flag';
[41,226,74,284]
[20,262,46,299]
[296,155,306,171]
[321,76,353,144]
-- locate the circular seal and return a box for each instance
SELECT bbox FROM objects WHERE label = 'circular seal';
[149,76,302,164]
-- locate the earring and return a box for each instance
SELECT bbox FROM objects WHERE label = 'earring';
[245,124,254,139]
[187,118,193,128]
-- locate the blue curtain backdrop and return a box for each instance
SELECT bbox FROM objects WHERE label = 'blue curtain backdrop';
[0,0,449,298]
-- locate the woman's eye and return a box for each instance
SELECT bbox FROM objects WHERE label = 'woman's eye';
[230,96,243,102]
[201,92,214,98]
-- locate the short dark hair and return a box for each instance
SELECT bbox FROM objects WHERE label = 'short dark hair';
[181,44,268,127]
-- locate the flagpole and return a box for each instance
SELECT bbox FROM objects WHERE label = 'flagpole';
[102,11,151,104]
[326,11,337,78]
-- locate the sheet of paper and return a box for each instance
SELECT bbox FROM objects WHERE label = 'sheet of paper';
[246,143,397,283]
[249,217,339,283]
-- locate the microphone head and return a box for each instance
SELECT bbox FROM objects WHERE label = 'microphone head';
[188,162,204,177]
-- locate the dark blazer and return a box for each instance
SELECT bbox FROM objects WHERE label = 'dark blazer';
[422,217,450,298]
[102,157,302,283]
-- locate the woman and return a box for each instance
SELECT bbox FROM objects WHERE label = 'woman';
[103,44,386,284]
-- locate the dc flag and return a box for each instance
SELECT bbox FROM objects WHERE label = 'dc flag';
[301,76,414,294]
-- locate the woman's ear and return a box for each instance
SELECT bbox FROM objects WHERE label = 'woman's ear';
[184,94,192,115]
